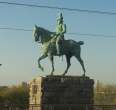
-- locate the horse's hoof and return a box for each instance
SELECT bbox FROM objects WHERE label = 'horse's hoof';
[62,73,65,76]
[82,74,85,77]
[50,72,53,76]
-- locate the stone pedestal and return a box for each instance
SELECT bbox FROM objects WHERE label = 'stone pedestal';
[29,75,94,110]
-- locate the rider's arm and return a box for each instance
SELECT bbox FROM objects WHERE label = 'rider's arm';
[62,24,66,34]
[56,24,59,35]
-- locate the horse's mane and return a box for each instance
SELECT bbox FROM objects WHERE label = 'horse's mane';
[36,26,55,42]
[38,26,54,35]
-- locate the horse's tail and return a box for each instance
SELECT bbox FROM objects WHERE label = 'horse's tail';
[77,41,84,45]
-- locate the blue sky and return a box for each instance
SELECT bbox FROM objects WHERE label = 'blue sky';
[0,0,116,85]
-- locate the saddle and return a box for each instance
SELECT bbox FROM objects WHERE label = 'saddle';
[50,34,64,44]
[49,34,65,52]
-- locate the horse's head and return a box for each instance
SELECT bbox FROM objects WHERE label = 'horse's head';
[33,25,41,43]
[33,25,54,44]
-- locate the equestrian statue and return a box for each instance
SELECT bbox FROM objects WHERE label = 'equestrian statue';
[33,13,86,76]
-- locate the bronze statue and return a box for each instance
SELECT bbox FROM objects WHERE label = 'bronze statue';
[55,13,66,55]
[33,25,86,76]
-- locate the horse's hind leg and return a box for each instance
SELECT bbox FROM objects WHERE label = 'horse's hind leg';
[62,55,71,76]
[75,55,86,76]
[38,54,47,71]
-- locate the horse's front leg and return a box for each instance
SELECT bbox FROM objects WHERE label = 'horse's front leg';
[48,54,54,75]
[38,54,47,71]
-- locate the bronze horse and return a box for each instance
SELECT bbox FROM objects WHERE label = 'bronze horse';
[33,25,86,76]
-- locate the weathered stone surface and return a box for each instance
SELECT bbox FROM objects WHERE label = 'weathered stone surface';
[29,75,94,110]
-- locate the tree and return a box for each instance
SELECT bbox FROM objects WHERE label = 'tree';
[94,82,116,104]
[0,85,29,109]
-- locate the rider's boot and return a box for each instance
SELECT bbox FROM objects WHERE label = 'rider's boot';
[56,43,61,55]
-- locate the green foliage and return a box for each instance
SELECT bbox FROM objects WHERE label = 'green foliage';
[0,85,29,108]
[94,82,116,104]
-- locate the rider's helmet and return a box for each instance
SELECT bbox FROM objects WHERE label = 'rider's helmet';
[57,12,63,22]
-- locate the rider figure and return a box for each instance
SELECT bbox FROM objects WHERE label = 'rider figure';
[56,13,66,55]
